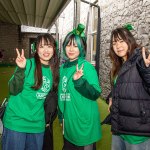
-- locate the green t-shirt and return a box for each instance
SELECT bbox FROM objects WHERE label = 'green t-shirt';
[114,76,149,144]
[120,135,149,144]
[58,58,102,146]
[3,58,53,133]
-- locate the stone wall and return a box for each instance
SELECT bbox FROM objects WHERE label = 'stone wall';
[99,0,150,98]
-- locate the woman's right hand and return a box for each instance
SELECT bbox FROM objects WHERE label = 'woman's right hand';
[73,64,84,80]
[142,47,150,67]
[108,98,112,112]
[15,48,26,68]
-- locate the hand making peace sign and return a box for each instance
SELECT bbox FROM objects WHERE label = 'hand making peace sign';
[142,47,150,67]
[73,64,84,80]
[15,48,26,68]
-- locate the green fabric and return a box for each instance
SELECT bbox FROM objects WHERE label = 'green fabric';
[3,58,53,133]
[71,23,85,38]
[120,135,149,144]
[123,24,134,31]
[58,58,102,146]
[9,67,25,95]
[114,76,149,144]
[73,77,101,100]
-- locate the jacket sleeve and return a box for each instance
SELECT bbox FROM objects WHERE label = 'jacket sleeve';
[73,78,101,100]
[136,58,150,94]
[9,67,25,95]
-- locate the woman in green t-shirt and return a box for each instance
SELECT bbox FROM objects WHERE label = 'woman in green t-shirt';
[58,24,102,150]
[108,26,150,150]
[2,33,59,150]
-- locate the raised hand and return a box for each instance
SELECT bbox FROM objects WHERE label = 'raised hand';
[73,64,84,80]
[15,48,26,68]
[142,47,150,67]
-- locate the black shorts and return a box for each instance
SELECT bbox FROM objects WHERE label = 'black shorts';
[63,138,96,150]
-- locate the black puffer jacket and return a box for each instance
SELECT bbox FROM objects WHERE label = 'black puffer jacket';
[111,48,150,136]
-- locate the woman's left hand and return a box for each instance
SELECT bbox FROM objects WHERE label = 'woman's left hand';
[142,47,150,67]
[73,64,84,80]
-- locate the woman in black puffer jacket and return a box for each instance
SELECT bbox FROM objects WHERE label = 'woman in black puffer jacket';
[108,27,150,150]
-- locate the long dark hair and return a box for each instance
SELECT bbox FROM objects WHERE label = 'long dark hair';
[32,33,59,91]
[109,27,139,81]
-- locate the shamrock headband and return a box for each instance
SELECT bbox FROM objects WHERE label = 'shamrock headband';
[123,24,134,31]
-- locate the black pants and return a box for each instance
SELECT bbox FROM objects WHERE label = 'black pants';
[63,138,96,150]
[43,125,53,150]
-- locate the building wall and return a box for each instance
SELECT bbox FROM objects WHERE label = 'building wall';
[21,33,40,58]
[99,0,150,97]
[0,22,40,65]
[0,22,20,64]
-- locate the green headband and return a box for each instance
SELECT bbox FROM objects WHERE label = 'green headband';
[71,23,86,39]
[31,42,36,53]
[63,24,86,60]
[123,24,134,31]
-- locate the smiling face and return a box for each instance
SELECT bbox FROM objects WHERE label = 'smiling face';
[65,39,80,62]
[112,36,128,61]
[37,38,54,65]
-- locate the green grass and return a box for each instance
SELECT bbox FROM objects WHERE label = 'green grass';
[0,66,112,150]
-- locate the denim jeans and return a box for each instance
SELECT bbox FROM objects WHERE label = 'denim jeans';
[112,135,150,150]
[2,127,44,150]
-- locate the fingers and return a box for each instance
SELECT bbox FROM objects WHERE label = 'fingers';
[80,64,84,70]
[21,49,24,57]
[16,48,21,58]
[76,64,84,71]
[78,64,84,74]
[15,48,26,68]
[142,47,146,61]
[108,107,110,113]
[74,64,84,80]
[108,98,112,112]
[142,47,150,67]
[148,54,150,60]
[16,48,25,62]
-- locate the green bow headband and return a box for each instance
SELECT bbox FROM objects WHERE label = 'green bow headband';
[123,24,134,31]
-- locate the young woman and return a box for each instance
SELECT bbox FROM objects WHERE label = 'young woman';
[2,33,59,150]
[108,27,150,150]
[58,24,102,150]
